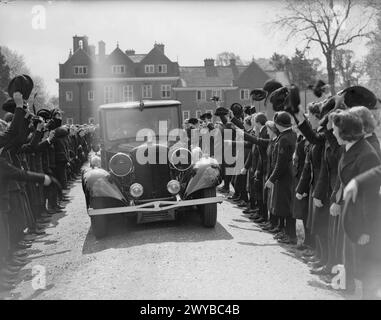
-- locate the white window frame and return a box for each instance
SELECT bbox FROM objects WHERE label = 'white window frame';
[157,64,167,73]
[196,90,207,101]
[195,110,202,118]
[74,65,88,75]
[112,65,126,74]
[182,110,190,121]
[240,89,250,100]
[88,90,94,101]
[104,86,114,103]
[211,89,222,100]
[65,91,73,102]
[142,84,152,98]
[160,84,171,98]
[144,64,155,74]
[123,85,134,102]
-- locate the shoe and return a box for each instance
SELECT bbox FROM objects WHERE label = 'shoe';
[274,232,285,240]
[23,234,36,242]
[268,227,281,234]
[242,209,256,214]
[0,268,19,278]
[30,229,46,236]
[233,198,242,203]
[227,195,239,200]
[278,236,297,245]
[302,249,315,257]
[308,260,323,268]
[0,280,16,291]
[8,258,28,267]
[16,242,32,250]
[237,201,248,208]
[13,250,28,258]
[249,213,261,220]
[310,265,331,275]
[253,217,266,223]
[37,218,51,224]
[294,243,308,251]
[217,187,229,193]
[55,204,65,210]
[262,224,274,231]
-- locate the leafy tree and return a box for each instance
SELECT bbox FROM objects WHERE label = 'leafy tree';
[215,52,246,66]
[270,52,290,71]
[273,0,377,94]
[334,49,364,88]
[0,47,11,111]
[1,46,50,108]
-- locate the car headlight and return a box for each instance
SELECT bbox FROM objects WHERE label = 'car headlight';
[130,183,143,198]
[109,152,133,177]
[167,180,180,195]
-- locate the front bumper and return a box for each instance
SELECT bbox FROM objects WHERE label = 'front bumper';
[87,196,224,216]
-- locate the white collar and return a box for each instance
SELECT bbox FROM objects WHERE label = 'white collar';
[345,141,356,151]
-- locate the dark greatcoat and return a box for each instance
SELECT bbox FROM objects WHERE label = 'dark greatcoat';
[335,138,381,279]
[268,128,297,217]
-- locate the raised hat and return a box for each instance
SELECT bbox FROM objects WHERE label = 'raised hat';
[269,86,289,112]
[200,112,212,120]
[244,105,251,115]
[309,79,327,98]
[263,79,283,97]
[284,84,300,114]
[341,86,377,109]
[7,74,34,100]
[37,108,52,120]
[250,88,267,101]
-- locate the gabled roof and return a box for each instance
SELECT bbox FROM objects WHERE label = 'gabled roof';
[63,48,96,65]
[140,46,172,64]
[128,54,146,63]
[235,60,270,88]
[179,65,246,87]
[105,46,134,64]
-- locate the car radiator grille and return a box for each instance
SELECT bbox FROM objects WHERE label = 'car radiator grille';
[137,211,176,223]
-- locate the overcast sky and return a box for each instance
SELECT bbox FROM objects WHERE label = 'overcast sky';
[0,0,370,96]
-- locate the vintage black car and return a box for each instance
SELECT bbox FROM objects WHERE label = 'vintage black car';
[82,100,223,238]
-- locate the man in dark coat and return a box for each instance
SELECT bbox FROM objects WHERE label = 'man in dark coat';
[265,111,297,244]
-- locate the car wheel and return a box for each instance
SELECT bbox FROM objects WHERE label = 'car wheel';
[200,188,217,228]
[91,215,108,238]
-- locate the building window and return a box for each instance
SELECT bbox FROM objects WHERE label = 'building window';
[112,65,126,74]
[196,90,206,101]
[183,110,190,121]
[88,90,94,101]
[161,85,171,98]
[142,84,152,98]
[104,86,114,103]
[65,91,73,102]
[144,64,155,74]
[240,89,250,100]
[196,110,202,118]
[211,89,222,100]
[157,64,167,73]
[66,118,74,125]
[123,85,133,102]
[74,66,88,75]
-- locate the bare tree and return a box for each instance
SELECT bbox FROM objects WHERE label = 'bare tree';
[215,52,246,66]
[273,0,376,94]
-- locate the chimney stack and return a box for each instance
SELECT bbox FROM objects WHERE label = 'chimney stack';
[73,35,89,52]
[98,40,105,60]
[154,43,165,54]
[125,49,135,55]
[88,45,96,57]
[204,58,217,77]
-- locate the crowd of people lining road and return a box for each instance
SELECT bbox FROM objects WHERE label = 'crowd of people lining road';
[1,73,381,299]
[0,74,98,291]
[182,80,381,299]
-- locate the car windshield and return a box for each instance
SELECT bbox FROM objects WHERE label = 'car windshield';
[105,106,180,141]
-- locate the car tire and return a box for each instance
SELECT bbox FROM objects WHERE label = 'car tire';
[200,188,217,228]
[91,215,108,238]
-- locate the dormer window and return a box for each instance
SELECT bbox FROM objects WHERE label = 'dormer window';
[74,66,88,75]
[144,64,155,74]
[112,65,126,74]
[157,64,167,73]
